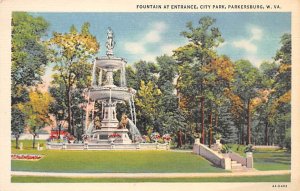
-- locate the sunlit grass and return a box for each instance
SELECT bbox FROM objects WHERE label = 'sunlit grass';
[11,174,291,183]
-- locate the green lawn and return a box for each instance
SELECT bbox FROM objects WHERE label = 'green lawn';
[11,141,290,173]
[227,144,291,171]
[11,141,224,173]
[254,151,291,171]
[11,175,291,183]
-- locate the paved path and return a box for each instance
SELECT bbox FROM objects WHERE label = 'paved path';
[11,170,290,178]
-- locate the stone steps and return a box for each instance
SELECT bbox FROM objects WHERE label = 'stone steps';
[231,160,247,171]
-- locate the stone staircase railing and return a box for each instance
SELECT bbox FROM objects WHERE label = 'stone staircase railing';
[229,151,253,168]
[193,143,254,170]
[193,143,231,170]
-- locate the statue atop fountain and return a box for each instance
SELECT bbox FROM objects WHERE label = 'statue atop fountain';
[105,27,115,56]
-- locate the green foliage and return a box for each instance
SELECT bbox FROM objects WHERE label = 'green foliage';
[221,144,231,154]
[244,144,254,153]
[18,90,53,148]
[47,23,99,134]
[11,12,49,105]
[214,133,222,140]
[11,106,25,149]
[284,128,291,151]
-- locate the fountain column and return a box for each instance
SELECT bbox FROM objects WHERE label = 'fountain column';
[106,69,114,86]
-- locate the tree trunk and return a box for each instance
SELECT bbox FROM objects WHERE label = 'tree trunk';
[201,97,205,144]
[67,87,72,134]
[264,121,269,145]
[71,109,75,136]
[247,100,251,145]
[215,112,218,131]
[15,135,19,149]
[209,111,213,148]
[241,124,245,145]
[32,133,36,149]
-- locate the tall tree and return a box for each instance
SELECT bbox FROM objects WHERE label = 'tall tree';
[271,33,291,146]
[11,12,49,144]
[256,61,278,145]
[203,55,234,145]
[11,106,25,149]
[156,55,187,135]
[173,16,224,144]
[232,60,261,144]
[135,80,162,134]
[47,23,100,135]
[18,90,53,148]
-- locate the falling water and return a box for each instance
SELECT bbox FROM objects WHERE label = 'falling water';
[86,122,94,136]
[128,119,142,142]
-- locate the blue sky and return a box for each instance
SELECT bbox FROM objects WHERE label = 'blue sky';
[32,12,291,68]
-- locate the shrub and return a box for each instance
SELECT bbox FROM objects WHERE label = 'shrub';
[214,133,222,140]
[244,144,254,153]
[221,144,231,153]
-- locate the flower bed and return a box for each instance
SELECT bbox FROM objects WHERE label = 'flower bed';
[11,154,44,161]
[109,133,121,138]
[162,134,171,143]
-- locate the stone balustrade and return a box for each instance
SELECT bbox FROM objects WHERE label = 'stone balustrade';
[229,152,247,166]
[193,143,231,170]
[193,143,254,170]
[47,142,169,150]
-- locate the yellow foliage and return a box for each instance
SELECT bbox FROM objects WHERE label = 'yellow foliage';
[18,90,53,130]
[224,88,243,118]
[204,57,234,82]
[278,90,291,103]
[278,63,291,73]
[270,90,290,115]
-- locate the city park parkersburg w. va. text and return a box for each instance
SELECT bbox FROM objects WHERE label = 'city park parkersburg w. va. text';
[11,12,291,182]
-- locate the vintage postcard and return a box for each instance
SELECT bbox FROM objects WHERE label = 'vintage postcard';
[0,0,299,191]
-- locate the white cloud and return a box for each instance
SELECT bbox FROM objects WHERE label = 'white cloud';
[247,55,272,68]
[153,21,167,31]
[231,26,263,54]
[142,53,157,62]
[123,21,169,61]
[229,26,267,67]
[145,31,161,43]
[250,27,263,41]
[145,22,168,43]
[160,43,180,55]
[218,41,228,48]
[233,39,257,53]
[124,42,145,54]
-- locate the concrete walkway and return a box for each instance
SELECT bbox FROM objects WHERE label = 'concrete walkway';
[11,170,290,178]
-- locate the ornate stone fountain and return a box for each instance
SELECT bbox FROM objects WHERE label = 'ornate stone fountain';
[47,28,168,150]
[87,27,137,144]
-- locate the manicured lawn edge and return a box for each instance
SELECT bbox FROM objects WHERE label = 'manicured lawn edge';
[11,174,291,183]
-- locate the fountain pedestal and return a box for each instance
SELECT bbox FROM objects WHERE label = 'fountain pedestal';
[91,128,132,144]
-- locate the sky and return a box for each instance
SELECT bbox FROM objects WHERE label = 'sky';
[31,12,291,78]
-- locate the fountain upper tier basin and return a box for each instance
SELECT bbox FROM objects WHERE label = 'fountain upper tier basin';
[96,56,126,70]
[89,86,136,101]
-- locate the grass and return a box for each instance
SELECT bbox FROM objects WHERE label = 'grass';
[11,141,224,173]
[11,174,291,183]
[12,141,290,173]
[254,151,291,171]
[227,143,291,171]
